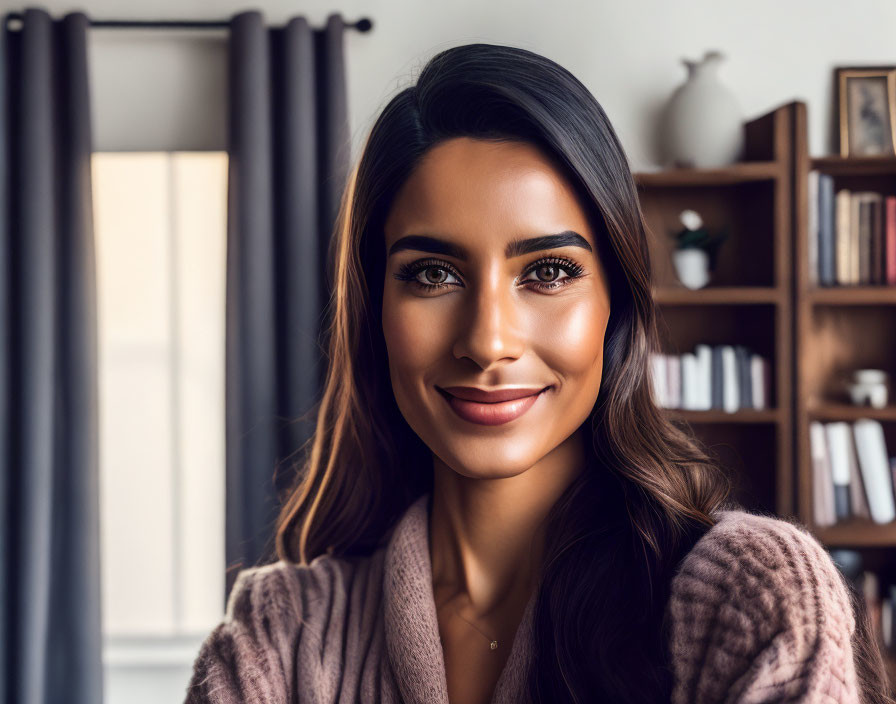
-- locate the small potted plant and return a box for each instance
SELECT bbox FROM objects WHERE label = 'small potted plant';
[671,209,728,289]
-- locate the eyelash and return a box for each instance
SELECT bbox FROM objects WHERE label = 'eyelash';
[392,256,586,293]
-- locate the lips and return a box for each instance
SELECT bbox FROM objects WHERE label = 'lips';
[437,385,549,426]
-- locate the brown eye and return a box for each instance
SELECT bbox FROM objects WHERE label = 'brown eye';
[519,257,584,290]
[423,267,449,284]
[535,264,559,282]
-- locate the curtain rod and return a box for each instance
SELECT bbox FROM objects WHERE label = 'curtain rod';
[3,14,373,32]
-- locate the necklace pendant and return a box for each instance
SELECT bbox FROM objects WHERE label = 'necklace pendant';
[490,640,498,650]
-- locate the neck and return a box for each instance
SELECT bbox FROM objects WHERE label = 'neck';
[428,426,587,617]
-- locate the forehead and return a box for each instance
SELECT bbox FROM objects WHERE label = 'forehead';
[383,137,595,250]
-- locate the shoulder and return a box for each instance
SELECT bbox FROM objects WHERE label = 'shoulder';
[665,509,860,703]
[670,508,855,624]
[224,548,387,633]
[185,550,386,703]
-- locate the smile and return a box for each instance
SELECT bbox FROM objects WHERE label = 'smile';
[436,386,549,426]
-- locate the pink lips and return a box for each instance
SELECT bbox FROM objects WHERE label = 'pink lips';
[438,385,548,426]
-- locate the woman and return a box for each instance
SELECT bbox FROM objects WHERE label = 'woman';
[185,43,891,704]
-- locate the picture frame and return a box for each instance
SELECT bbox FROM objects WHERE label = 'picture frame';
[835,66,896,157]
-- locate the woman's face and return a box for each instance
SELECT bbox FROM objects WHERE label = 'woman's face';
[382,137,611,479]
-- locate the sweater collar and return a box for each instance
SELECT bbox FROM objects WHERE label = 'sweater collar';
[383,492,537,704]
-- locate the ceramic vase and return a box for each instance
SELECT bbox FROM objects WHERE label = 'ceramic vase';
[673,248,710,289]
[661,50,744,168]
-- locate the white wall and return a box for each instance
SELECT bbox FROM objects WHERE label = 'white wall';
[4,0,896,168]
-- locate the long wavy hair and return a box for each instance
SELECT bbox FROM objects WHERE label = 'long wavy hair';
[272,43,891,702]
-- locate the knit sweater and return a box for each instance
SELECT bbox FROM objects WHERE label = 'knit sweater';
[183,493,861,703]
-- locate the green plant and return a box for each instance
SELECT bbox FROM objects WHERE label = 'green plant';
[672,209,729,269]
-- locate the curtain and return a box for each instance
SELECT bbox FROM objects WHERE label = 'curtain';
[0,8,102,704]
[226,11,351,599]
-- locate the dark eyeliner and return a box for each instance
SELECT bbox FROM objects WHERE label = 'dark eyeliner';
[521,256,586,290]
[392,258,462,291]
[392,254,587,292]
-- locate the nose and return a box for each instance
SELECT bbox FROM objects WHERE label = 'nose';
[451,272,526,370]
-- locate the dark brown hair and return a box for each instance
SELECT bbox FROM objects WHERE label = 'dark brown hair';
[273,43,892,702]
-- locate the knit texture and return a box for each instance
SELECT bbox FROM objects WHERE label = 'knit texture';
[184,494,860,703]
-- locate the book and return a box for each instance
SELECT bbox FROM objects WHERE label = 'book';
[858,196,870,284]
[846,425,872,520]
[853,192,884,285]
[735,345,753,409]
[750,354,767,410]
[809,421,836,527]
[850,192,861,284]
[808,170,819,287]
[871,195,884,285]
[721,345,739,413]
[887,196,896,285]
[852,419,896,524]
[681,353,700,410]
[711,346,723,410]
[667,355,681,409]
[825,422,854,520]
[835,189,851,285]
[818,173,836,286]
[694,344,712,410]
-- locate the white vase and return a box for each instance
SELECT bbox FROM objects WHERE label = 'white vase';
[661,50,744,168]
[673,248,710,289]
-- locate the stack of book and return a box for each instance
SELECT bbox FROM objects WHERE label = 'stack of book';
[808,172,896,286]
[650,345,771,412]
[810,419,896,526]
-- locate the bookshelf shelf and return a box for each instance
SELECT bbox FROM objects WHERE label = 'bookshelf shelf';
[808,286,896,305]
[652,286,782,305]
[808,403,896,422]
[814,518,896,548]
[635,161,783,186]
[664,408,780,424]
[810,155,896,176]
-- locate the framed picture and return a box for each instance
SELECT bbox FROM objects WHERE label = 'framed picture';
[835,66,896,157]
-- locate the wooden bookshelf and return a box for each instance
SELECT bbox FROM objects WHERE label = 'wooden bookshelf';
[792,101,896,684]
[638,101,896,687]
[635,102,795,519]
[792,102,896,542]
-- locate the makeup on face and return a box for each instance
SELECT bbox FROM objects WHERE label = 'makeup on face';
[380,136,611,479]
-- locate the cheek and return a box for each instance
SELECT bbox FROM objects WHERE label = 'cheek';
[533,295,609,383]
[381,290,451,379]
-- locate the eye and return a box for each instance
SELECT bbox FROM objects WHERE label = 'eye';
[520,256,585,291]
[393,258,463,291]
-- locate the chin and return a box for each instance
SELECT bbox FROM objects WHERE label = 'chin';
[435,445,540,480]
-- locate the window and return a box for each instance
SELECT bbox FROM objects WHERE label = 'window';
[92,152,228,703]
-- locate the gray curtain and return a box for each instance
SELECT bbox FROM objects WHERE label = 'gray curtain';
[226,11,351,598]
[0,8,102,704]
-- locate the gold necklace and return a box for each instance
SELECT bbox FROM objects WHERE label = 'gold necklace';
[454,605,499,651]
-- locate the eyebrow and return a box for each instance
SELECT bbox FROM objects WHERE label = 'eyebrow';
[387,230,593,260]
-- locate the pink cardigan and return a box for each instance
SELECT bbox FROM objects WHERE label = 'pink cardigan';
[184,493,861,703]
